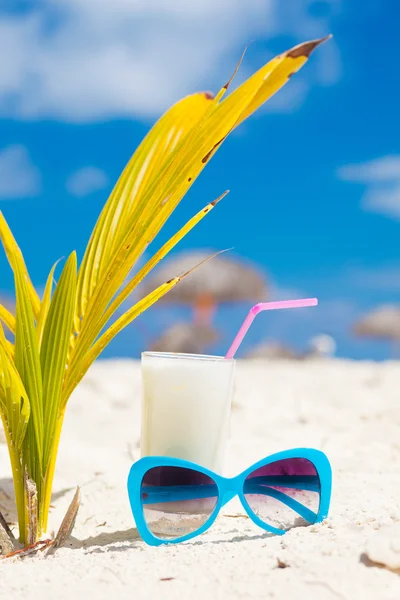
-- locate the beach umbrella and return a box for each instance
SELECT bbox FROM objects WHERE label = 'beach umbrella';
[244,341,298,360]
[150,322,219,354]
[353,305,400,340]
[139,250,268,324]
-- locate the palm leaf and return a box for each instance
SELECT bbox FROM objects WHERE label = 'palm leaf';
[0,212,40,320]
[40,253,76,469]
[37,260,59,348]
[0,322,30,539]
[13,255,43,479]
[64,37,328,401]
[233,37,331,127]
[104,192,228,323]
[63,253,220,401]
[75,92,214,328]
[63,193,226,395]
[0,215,43,465]
[0,304,16,335]
[0,325,30,451]
[0,321,14,364]
[70,38,328,362]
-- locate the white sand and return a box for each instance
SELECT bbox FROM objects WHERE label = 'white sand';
[1,358,400,599]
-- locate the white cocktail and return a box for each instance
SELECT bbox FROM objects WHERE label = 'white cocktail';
[141,352,236,474]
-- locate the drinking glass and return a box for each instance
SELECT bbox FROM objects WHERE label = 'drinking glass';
[140,352,236,474]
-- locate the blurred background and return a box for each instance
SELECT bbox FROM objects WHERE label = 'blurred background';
[0,0,398,361]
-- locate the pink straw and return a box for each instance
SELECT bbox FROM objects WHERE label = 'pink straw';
[225,298,318,359]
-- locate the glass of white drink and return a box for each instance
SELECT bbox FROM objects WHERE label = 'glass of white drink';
[141,352,236,474]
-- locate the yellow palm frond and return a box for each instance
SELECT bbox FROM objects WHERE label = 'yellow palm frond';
[0,304,16,335]
[76,92,215,328]
[0,212,41,320]
[68,37,327,379]
[37,260,60,348]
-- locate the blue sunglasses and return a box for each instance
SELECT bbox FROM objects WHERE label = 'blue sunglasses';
[127,448,332,546]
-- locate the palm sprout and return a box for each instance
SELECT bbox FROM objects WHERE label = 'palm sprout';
[0,37,328,546]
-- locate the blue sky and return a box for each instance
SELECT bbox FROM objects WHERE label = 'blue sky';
[0,0,399,360]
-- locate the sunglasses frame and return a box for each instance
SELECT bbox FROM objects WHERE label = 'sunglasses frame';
[127,447,332,546]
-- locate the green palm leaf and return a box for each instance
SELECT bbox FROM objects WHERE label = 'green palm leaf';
[13,255,44,479]
[0,322,30,539]
[40,253,77,468]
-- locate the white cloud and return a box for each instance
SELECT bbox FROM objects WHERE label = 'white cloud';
[338,155,400,220]
[338,156,400,183]
[264,79,310,113]
[362,183,400,220]
[0,145,41,199]
[0,0,341,122]
[269,282,306,301]
[66,166,109,197]
[347,265,400,292]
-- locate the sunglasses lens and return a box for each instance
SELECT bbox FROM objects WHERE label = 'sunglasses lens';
[244,458,321,531]
[141,466,219,540]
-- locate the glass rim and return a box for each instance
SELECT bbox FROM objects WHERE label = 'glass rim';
[141,351,235,363]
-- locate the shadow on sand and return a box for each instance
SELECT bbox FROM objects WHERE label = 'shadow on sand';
[0,478,17,527]
[69,526,275,554]
[1,478,276,554]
